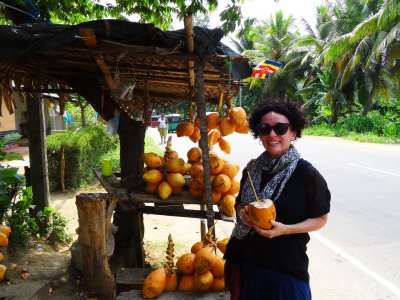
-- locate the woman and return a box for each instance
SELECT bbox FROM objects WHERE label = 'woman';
[224,99,331,300]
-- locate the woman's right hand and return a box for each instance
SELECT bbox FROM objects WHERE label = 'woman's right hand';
[238,205,252,227]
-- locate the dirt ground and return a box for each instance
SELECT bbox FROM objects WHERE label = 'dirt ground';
[2,183,234,299]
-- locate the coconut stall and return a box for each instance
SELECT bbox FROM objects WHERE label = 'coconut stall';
[0,15,252,298]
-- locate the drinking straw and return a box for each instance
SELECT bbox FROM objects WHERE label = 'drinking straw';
[247,170,260,203]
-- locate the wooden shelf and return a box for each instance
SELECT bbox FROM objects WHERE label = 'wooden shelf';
[94,169,235,222]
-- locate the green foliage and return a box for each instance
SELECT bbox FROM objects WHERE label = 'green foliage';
[47,126,118,191]
[36,207,73,244]
[0,134,72,249]
[65,100,104,129]
[0,0,247,33]
[6,187,38,248]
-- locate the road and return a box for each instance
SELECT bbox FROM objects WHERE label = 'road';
[147,128,400,299]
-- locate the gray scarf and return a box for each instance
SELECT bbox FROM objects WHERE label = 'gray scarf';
[231,145,300,239]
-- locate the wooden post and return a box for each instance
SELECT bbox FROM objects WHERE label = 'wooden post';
[26,92,50,212]
[112,111,146,268]
[60,145,65,193]
[196,61,215,234]
[76,193,117,296]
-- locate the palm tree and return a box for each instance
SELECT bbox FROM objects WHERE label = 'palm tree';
[323,0,398,115]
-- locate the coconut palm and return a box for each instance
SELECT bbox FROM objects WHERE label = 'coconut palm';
[323,0,398,115]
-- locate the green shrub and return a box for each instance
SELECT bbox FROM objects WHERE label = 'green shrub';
[340,114,373,133]
[47,126,118,191]
[383,123,399,137]
[367,111,386,135]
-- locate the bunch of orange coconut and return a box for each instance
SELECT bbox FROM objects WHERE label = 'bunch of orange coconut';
[175,98,249,154]
[142,229,229,298]
[187,145,240,217]
[0,224,11,281]
[142,137,192,200]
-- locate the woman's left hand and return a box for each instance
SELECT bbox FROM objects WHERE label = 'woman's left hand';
[252,220,288,239]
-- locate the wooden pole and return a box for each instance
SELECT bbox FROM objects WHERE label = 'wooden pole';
[26,92,50,212]
[196,61,215,235]
[76,193,117,296]
[60,144,65,193]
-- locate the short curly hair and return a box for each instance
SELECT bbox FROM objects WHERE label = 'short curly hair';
[249,96,306,139]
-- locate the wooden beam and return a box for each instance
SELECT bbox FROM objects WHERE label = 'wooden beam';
[94,55,114,89]
[79,28,114,89]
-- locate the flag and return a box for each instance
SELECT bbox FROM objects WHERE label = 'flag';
[251,59,282,79]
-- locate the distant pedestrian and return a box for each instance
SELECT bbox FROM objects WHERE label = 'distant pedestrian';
[158,113,168,144]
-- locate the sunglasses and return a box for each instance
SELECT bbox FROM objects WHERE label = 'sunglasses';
[257,123,290,136]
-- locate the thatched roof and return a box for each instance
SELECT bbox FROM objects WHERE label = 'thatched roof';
[0,19,251,120]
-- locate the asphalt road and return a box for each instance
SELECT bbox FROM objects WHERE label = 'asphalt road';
[148,128,400,299]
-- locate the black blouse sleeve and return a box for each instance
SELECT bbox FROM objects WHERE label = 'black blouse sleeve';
[305,164,331,218]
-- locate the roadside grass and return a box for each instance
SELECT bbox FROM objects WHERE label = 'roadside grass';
[144,239,190,268]
[304,124,400,144]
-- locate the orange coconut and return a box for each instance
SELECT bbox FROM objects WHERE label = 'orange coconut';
[210,276,225,292]
[176,122,194,137]
[142,268,167,299]
[187,147,202,163]
[206,112,220,130]
[181,162,192,175]
[202,190,222,205]
[209,153,224,175]
[219,117,236,136]
[165,271,178,292]
[194,271,214,291]
[210,256,225,277]
[235,121,249,134]
[145,182,159,194]
[248,199,276,230]
[176,253,196,274]
[189,180,204,199]
[218,137,231,154]
[189,162,204,178]
[178,274,196,292]
[229,107,247,125]
[143,169,163,184]
[189,125,201,143]
[0,264,7,281]
[166,158,185,173]
[166,173,185,188]
[208,129,221,146]
[157,181,172,200]
[191,241,204,254]
[224,179,240,196]
[0,225,11,237]
[219,163,240,179]
[212,174,231,194]
[194,246,217,274]
[171,186,182,195]
[220,195,235,217]
[143,152,163,169]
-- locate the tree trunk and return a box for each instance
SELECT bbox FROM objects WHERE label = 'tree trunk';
[76,193,117,297]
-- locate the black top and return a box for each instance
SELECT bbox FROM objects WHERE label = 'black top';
[225,158,331,282]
